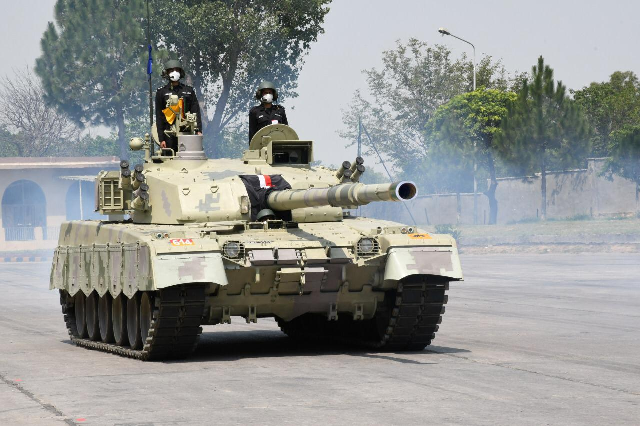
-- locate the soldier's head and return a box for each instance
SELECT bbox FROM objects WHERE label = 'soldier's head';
[255,81,278,104]
[162,60,185,83]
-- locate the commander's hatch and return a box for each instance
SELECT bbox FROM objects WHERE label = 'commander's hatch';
[242,124,313,166]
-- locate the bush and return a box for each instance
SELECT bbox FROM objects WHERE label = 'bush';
[555,214,592,222]
[506,217,540,225]
[434,224,462,240]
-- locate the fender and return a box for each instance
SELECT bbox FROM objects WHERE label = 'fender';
[153,252,228,288]
[383,247,463,282]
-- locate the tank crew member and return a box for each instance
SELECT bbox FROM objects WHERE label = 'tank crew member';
[248,81,288,143]
[155,59,202,153]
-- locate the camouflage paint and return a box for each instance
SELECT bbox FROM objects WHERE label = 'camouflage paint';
[383,248,463,281]
[153,252,227,288]
[53,125,463,325]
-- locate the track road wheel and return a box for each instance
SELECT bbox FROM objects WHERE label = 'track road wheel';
[127,294,143,349]
[112,294,128,346]
[139,293,153,346]
[74,293,88,338]
[98,293,114,343]
[86,292,100,341]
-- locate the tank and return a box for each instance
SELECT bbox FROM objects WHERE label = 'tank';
[50,123,463,360]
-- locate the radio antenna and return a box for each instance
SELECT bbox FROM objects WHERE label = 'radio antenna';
[146,0,154,157]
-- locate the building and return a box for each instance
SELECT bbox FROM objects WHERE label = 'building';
[0,157,119,257]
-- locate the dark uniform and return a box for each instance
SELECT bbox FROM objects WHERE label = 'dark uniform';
[248,104,288,143]
[155,82,202,152]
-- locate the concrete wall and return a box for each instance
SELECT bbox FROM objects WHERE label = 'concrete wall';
[363,158,639,226]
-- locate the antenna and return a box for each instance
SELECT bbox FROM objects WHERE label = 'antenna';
[146,0,154,157]
[357,116,362,158]
[361,123,417,226]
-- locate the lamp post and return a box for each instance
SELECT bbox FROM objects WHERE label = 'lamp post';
[438,27,478,225]
[438,27,476,91]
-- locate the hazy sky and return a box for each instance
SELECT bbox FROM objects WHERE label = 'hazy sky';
[5,0,640,166]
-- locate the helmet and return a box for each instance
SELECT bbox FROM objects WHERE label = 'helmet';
[162,59,185,79]
[255,81,278,101]
[256,208,276,221]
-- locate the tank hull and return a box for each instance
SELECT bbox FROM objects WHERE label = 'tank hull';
[51,218,462,360]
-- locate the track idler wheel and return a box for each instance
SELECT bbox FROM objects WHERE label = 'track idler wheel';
[112,294,128,346]
[74,293,88,338]
[127,294,143,349]
[98,293,114,343]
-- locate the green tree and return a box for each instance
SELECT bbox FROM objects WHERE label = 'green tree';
[340,39,515,183]
[605,126,640,210]
[36,0,151,160]
[499,56,590,220]
[0,126,19,157]
[427,88,517,224]
[572,71,640,157]
[154,0,331,157]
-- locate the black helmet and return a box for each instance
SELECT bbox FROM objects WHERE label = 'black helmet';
[162,59,185,79]
[255,81,278,101]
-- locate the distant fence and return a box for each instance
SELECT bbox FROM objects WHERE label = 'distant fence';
[4,227,35,241]
[3,226,59,241]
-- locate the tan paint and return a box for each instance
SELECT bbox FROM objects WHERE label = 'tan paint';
[52,125,463,323]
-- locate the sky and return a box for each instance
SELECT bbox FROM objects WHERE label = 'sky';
[4,0,640,166]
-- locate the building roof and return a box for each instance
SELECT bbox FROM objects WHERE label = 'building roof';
[0,156,120,170]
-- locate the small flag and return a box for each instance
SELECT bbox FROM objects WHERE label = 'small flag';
[257,175,273,189]
[147,45,153,75]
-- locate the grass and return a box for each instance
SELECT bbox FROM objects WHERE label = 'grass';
[421,216,640,239]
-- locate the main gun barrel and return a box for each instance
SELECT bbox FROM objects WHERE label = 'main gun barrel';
[266,181,417,211]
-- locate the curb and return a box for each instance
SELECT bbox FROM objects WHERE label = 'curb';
[0,256,53,263]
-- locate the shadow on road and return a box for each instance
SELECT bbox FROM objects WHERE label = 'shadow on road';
[179,330,470,364]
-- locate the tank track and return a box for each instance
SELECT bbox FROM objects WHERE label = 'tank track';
[372,278,448,351]
[59,285,205,361]
[278,276,448,351]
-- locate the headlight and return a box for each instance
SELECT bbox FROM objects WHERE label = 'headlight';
[358,238,375,253]
[222,241,243,259]
[356,238,379,257]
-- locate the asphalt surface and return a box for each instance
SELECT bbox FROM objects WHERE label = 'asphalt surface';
[0,254,638,425]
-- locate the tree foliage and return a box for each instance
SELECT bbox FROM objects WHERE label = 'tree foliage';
[154,0,331,157]
[427,88,517,224]
[499,56,590,219]
[36,0,153,159]
[340,39,515,179]
[0,68,81,157]
[605,125,640,203]
[572,71,640,157]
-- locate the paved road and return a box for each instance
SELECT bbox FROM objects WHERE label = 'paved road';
[0,254,638,425]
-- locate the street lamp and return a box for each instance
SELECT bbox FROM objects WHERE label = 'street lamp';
[438,27,478,225]
[438,28,476,91]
